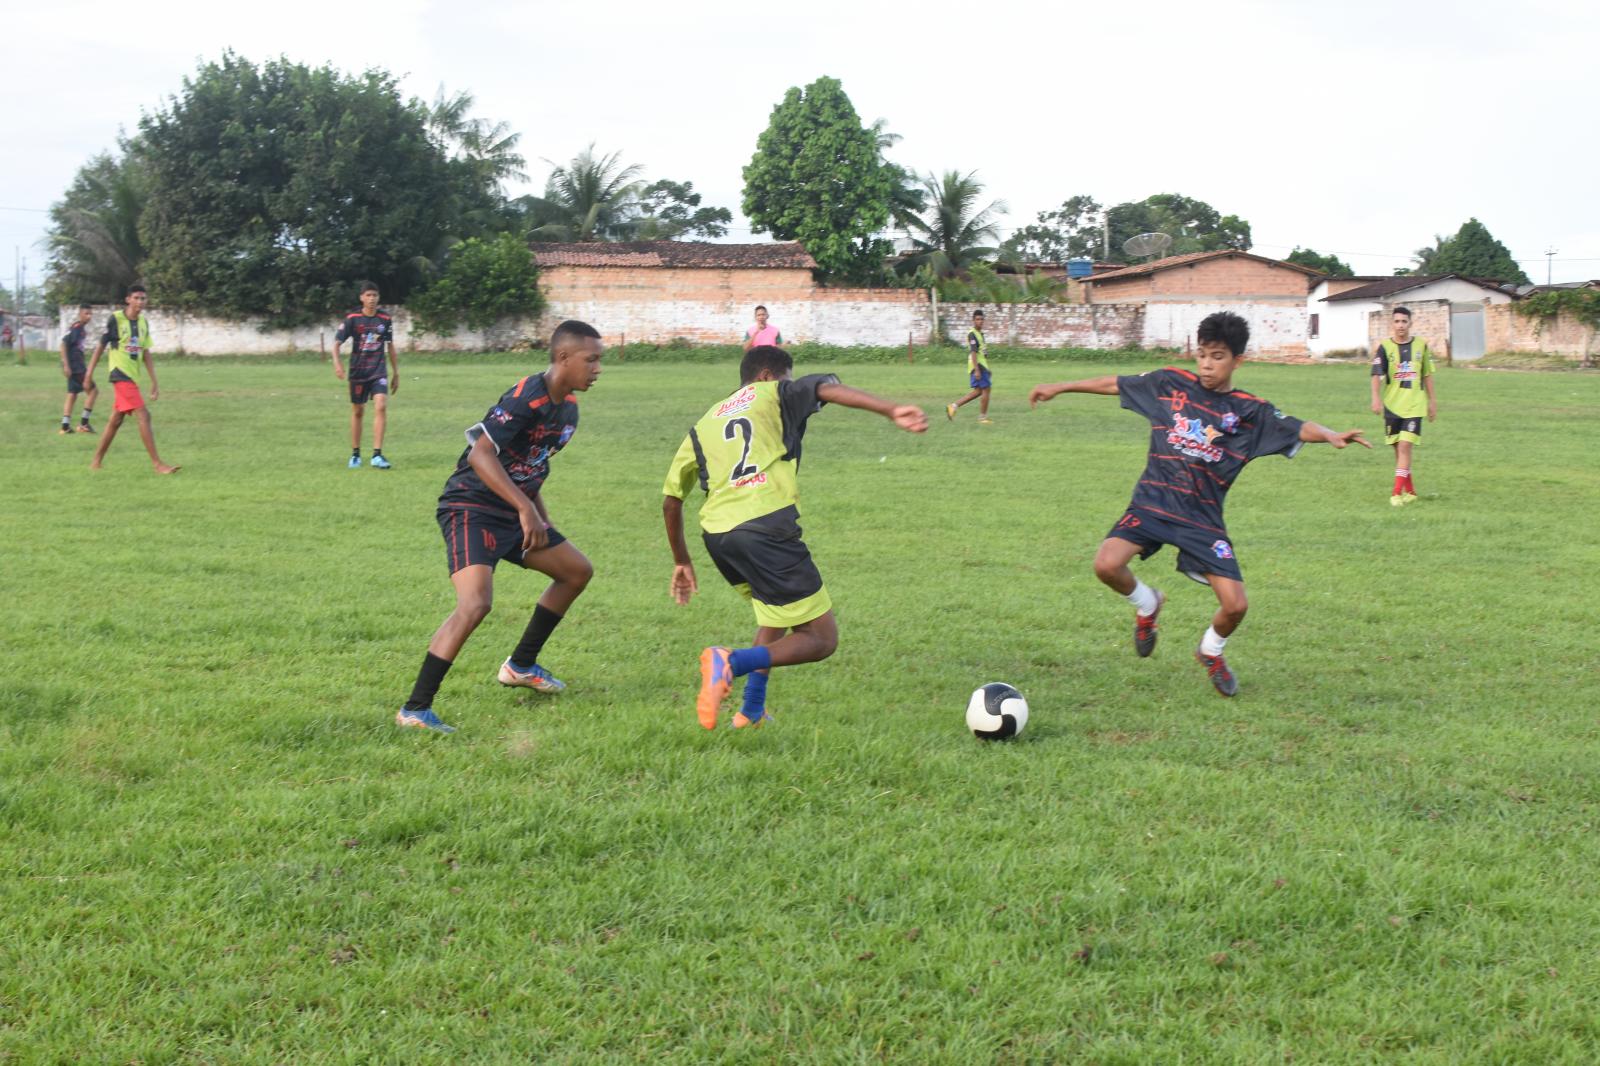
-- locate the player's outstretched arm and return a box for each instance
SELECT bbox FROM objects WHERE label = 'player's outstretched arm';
[815,381,928,433]
[661,495,698,604]
[1299,422,1371,449]
[1029,375,1121,408]
[466,435,548,551]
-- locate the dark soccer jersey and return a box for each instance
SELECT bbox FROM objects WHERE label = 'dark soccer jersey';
[335,312,394,380]
[437,372,579,513]
[1116,367,1305,533]
[63,323,88,373]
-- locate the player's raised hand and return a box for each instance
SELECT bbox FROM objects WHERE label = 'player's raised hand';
[1028,383,1061,408]
[892,405,928,433]
[671,563,698,605]
[1329,428,1370,449]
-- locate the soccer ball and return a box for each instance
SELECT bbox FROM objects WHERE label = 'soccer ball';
[966,682,1029,740]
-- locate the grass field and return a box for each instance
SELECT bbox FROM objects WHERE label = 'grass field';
[3,351,1598,1063]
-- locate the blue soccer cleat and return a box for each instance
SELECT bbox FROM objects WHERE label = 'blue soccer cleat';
[371,455,392,469]
[348,455,362,469]
[395,707,455,733]
[497,658,566,693]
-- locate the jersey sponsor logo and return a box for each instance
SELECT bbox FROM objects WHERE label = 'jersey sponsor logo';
[1211,539,1234,560]
[715,385,757,418]
[1220,411,1240,433]
[731,471,769,488]
[1167,414,1225,462]
[490,406,512,424]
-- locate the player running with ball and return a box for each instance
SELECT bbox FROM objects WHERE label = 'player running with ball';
[1029,312,1368,696]
[663,345,927,728]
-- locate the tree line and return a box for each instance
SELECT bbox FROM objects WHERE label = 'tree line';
[44,58,1532,323]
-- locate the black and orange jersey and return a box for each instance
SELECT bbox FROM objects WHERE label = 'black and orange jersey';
[335,311,394,379]
[1116,367,1304,533]
[438,372,579,514]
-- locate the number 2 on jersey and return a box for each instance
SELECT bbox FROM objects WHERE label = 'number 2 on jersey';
[725,417,760,481]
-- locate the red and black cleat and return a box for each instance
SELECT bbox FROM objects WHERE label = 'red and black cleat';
[1195,650,1238,697]
[1134,590,1165,658]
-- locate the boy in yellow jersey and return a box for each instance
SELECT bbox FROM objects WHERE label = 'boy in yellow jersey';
[1370,306,1438,505]
[945,308,993,424]
[662,345,928,728]
[82,285,180,474]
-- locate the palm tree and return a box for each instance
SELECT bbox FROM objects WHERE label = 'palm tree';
[869,118,926,236]
[45,152,147,304]
[900,170,1008,278]
[427,87,527,189]
[519,145,645,243]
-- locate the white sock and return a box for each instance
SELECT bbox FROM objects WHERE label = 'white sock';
[1200,626,1227,657]
[1125,579,1159,616]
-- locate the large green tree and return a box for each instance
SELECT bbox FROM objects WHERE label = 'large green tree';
[1286,247,1354,277]
[136,53,502,321]
[1425,218,1529,284]
[742,76,893,282]
[44,149,149,305]
[519,145,645,242]
[899,170,1007,279]
[1002,194,1103,262]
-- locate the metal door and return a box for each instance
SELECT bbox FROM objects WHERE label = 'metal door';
[1450,304,1485,360]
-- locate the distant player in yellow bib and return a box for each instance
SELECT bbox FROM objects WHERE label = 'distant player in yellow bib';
[663,345,928,729]
[1369,305,1439,506]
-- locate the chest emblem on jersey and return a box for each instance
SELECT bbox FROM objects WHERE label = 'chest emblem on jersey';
[715,386,757,418]
[1167,414,1225,462]
[1220,412,1240,433]
[490,406,512,424]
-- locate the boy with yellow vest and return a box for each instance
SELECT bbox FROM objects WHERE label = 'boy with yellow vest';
[663,345,927,729]
[84,286,179,474]
[945,308,993,423]
[1369,306,1438,505]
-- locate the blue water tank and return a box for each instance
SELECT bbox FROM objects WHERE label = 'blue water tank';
[1066,258,1094,278]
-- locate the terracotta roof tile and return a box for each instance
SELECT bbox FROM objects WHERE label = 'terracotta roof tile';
[531,241,816,270]
[1321,274,1519,302]
[1085,249,1326,284]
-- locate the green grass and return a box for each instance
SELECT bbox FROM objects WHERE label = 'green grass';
[2,352,1598,1063]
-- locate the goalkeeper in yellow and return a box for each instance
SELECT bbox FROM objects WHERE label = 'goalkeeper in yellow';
[662,345,928,729]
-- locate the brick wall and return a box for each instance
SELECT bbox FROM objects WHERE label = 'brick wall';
[936,301,1144,349]
[1148,258,1311,299]
[1367,300,1452,361]
[1484,302,1595,357]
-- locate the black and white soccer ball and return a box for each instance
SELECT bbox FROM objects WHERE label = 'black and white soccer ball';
[966,682,1029,740]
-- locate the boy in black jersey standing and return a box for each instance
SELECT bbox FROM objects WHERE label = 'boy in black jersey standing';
[333,282,399,468]
[396,320,603,733]
[1029,312,1368,696]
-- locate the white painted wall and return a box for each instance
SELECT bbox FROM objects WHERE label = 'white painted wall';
[1312,279,1513,355]
[1141,301,1308,354]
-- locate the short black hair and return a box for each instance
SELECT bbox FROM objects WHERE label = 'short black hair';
[549,320,601,355]
[972,309,985,318]
[78,302,93,310]
[740,344,792,384]
[1393,306,1413,320]
[359,281,380,296]
[754,304,768,313]
[126,284,146,297]
[1196,311,1249,357]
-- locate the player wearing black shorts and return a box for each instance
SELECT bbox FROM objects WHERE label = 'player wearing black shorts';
[332,282,399,469]
[59,304,97,434]
[1030,311,1369,696]
[396,320,604,733]
[662,345,927,730]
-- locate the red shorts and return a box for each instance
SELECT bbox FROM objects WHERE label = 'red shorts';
[113,380,145,413]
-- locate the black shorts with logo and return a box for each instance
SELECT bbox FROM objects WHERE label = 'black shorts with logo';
[437,504,566,574]
[1107,506,1244,585]
[350,375,389,405]
[1383,407,1423,441]
[702,507,826,617]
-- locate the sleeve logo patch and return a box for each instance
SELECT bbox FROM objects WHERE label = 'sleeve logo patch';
[1212,540,1235,560]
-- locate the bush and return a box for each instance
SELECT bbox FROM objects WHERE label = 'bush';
[410,233,545,335]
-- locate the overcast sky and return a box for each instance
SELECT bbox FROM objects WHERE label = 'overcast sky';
[4,0,1596,293]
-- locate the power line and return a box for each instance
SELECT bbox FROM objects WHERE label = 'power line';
[0,206,49,213]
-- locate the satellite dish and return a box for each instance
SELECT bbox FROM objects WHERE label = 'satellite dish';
[1122,232,1173,259]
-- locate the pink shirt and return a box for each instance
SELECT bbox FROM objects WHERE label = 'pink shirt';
[744,325,782,346]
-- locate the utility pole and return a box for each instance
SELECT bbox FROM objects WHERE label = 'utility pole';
[1545,246,1558,286]
[1102,214,1110,261]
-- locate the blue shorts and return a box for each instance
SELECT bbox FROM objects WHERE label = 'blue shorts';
[969,366,992,390]
[1107,506,1243,584]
